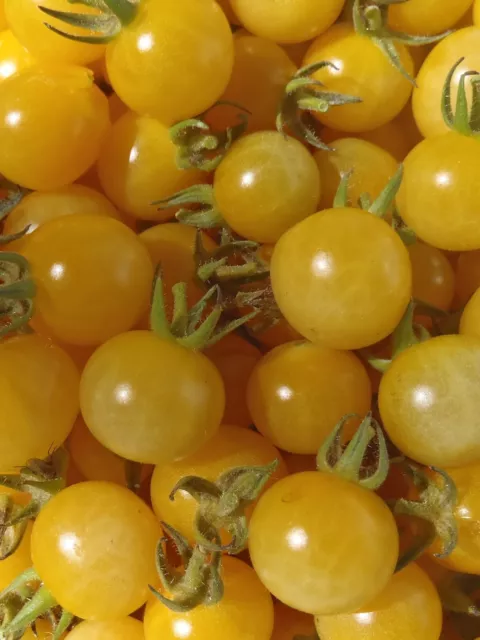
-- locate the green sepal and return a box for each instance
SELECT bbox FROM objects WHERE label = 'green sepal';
[441,58,480,136]
[0,252,36,338]
[152,185,223,230]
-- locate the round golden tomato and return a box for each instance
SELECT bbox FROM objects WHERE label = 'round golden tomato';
[64,617,144,640]
[408,241,455,310]
[460,288,480,339]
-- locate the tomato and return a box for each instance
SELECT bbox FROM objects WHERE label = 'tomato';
[0,66,109,191]
[255,318,302,350]
[31,481,161,620]
[22,215,153,346]
[64,617,144,640]
[270,208,412,350]
[4,0,105,65]
[150,424,287,542]
[80,331,225,465]
[315,563,442,640]
[229,0,344,43]
[408,242,455,310]
[97,111,203,221]
[314,138,398,210]
[247,340,372,454]
[105,0,233,124]
[0,30,34,82]
[397,133,480,251]
[0,520,32,591]
[249,471,399,615]
[144,556,274,640]
[460,288,480,339]
[0,335,79,473]
[389,0,473,35]
[0,1,6,29]
[108,92,128,123]
[24,619,65,640]
[379,335,480,467]
[303,24,414,132]
[413,27,480,138]
[455,250,480,305]
[271,602,316,640]
[216,0,240,24]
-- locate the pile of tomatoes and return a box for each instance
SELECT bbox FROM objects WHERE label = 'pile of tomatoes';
[1,0,480,638]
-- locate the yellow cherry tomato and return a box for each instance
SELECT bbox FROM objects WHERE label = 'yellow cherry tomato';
[247,340,372,454]
[4,0,105,65]
[0,520,32,591]
[0,2,6,29]
[389,0,473,35]
[408,242,455,310]
[271,603,316,640]
[379,334,480,468]
[144,556,274,640]
[271,208,412,350]
[229,0,344,44]
[216,0,240,24]
[0,29,34,82]
[97,110,203,221]
[150,424,287,542]
[108,92,128,123]
[214,131,321,243]
[314,138,398,210]
[460,288,480,338]
[455,250,480,305]
[23,215,153,347]
[0,335,79,473]
[249,471,399,615]
[304,23,414,132]
[64,617,144,640]
[0,66,109,191]
[31,481,161,620]
[106,0,233,124]
[315,563,442,640]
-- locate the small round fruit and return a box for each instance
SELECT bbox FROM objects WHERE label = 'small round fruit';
[64,617,144,640]
[389,0,473,35]
[460,288,480,339]
[456,250,480,305]
[0,29,34,82]
[272,603,316,640]
[408,242,455,310]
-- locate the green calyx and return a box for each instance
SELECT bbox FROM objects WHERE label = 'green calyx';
[352,0,449,84]
[316,413,389,490]
[169,460,279,554]
[0,253,36,338]
[442,58,480,136]
[153,185,223,230]
[39,0,138,45]
[277,62,362,150]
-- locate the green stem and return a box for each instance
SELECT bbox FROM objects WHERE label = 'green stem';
[2,585,56,636]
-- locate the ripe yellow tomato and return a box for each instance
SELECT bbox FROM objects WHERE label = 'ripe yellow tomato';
[0,1,6,29]
[229,0,344,43]
[144,556,274,640]
[460,288,480,339]
[4,0,105,65]
[0,335,79,473]
[31,481,161,620]
[314,138,398,210]
[389,0,473,35]
[271,208,412,350]
[271,603,316,640]
[80,331,225,465]
[0,66,109,191]
[408,242,455,310]
[0,520,32,591]
[455,250,480,305]
[214,131,321,243]
[249,472,399,615]
[106,0,233,124]
[97,111,203,221]
[379,335,480,467]
[23,215,153,347]
[315,563,442,640]
[0,29,34,82]
[108,92,128,123]
[303,23,414,132]
[64,617,144,640]
[247,340,372,454]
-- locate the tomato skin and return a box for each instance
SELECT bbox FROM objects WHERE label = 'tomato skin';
[460,288,480,339]
[249,471,399,615]
[389,0,473,35]
[379,335,480,468]
[408,242,455,310]
[315,563,442,640]
[455,250,480,305]
[0,335,79,473]
[144,556,274,640]
[303,24,414,132]
[0,29,34,82]
[31,481,161,620]
[106,0,233,124]
[214,132,321,243]
[271,603,316,640]
[80,331,225,465]
[97,111,203,221]
[270,208,412,350]
[0,520,32,591]
[64,617,144,640]
[22,215,153,347]
[247,340,372,454]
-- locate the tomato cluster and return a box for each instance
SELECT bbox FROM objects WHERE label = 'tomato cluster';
[0,0,480,639]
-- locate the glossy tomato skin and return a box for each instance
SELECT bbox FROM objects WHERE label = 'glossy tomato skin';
[229,0,344,43]
[150,424,287,542]
[0,30,34,82]
[249,472,399,615]
[97,111,203,221]
[303,24,414,132]
[144,556,274,640]
[408,242,455,310]
[106,0,233,124]
[247,340,372,454]
[315,563,442,640]
[64,617,144,640]
[0,66,109,191]
[270,208,412,350]
[271,603,316,640]
[5,0,105,65]
[0,335,79,473]
[379,335,480,468]
[31,481,161,620]
[460,288,480,339]
[23,215,153,346]
[389,0,473,34]
[397,133,480,251]
[80,331,225,465]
